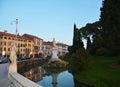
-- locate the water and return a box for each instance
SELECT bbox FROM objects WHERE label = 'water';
[20,66,90,87]
[37,71,74,87]
[20,66,75,87]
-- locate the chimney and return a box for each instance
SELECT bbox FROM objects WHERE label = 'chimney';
[4,30,7,33]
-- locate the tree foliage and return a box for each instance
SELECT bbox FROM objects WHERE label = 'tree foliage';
[100,0,120,56]
[69,24,84,54]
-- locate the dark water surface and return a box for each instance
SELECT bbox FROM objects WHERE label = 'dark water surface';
[37,70,74,87]
[20,65,90,87]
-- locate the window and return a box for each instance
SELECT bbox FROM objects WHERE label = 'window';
[4,37,7,39]
[8,37,11,40]
[4,48,6,51]
[1,37,3,39]
[0,48,2,51]
[8,48,10,51]
[4,42,6,45]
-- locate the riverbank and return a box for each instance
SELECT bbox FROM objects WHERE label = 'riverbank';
[74,56,120,87]
[17,59,46,74]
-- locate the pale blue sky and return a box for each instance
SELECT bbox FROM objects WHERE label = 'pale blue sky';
[0,0,102,45]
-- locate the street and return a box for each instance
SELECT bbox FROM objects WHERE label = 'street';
[0,63,11,87]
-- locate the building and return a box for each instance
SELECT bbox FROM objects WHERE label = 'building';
[0,31,68,58]
[56,42,69,57]
[0,31,34,58]
[43,39,69,58]
[43,41,53,57]
[23,34,43,58]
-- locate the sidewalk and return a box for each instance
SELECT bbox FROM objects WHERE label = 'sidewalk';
[0,63,12,87]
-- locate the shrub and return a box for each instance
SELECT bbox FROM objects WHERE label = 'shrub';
[118,56,120,65]
[96,48,107,56]
[73,47,89,71]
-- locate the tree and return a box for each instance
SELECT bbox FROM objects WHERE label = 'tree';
[80,21,102,54]
[69,24,84,54]
[100,0,120,55]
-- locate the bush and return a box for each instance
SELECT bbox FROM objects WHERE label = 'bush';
[73,47,89,71]
[96,48,107,56]
[118,56,120,65]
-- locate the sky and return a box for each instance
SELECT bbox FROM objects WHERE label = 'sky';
[0,0,102,45]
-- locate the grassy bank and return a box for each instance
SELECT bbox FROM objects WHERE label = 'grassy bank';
[74,56,120,87]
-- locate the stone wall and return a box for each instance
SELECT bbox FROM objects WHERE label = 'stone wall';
[8,73,42,87]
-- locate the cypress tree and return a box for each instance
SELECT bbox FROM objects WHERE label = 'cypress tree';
[71,24,84,53]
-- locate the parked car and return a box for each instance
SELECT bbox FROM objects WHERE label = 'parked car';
[20,56,26,60]
[0,57,8,63]
[26,56,32,59]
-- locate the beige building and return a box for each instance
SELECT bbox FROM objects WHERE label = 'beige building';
[43,40,69,58]
[23,34,43,58]
[0,31,34,58]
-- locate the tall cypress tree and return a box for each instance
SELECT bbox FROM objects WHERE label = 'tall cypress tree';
[100,0,120,55]
[72,24,84,53]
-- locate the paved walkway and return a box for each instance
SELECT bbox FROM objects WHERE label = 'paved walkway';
[0,63,12,87]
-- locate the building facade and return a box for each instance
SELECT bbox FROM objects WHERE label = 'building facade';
[0,31,68,59]
[43,39,69,58]
[23,34,43,58]
[0,31,34,58]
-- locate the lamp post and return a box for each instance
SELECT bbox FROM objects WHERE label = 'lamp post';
[11,19,18,56]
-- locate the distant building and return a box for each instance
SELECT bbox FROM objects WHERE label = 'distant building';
[0,31,34,58]
[43,39,69,57]
[0,30,68,58]
[43,41,53,57]
[23,34,43,57]
[56,42,69,57]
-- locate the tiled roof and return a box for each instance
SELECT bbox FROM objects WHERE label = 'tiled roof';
[56,42,69,46]
[43,41,53,46]
[23,34,43,40]
[0,31,32,40]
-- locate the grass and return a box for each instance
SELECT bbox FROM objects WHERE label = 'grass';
[74,56,120,87]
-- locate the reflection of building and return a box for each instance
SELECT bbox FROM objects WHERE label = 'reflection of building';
[0,31,34,58]
[23,66,46,82]
[23,34,43,57]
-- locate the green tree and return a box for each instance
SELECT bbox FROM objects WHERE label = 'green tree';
[80,21,102,54]
[69,24,84,54]
[100,0,120,55]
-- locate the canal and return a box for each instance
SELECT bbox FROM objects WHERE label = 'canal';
[19,65,89,87]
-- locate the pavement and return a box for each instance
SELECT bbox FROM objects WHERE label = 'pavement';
[0,63,12,87]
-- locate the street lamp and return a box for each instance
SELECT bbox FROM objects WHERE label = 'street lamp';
[11,19,19,57]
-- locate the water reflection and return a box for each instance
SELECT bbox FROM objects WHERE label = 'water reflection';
[22,66,47,82]
[21,66,74,87]
[21,66,91,87]
[37,70,74,87]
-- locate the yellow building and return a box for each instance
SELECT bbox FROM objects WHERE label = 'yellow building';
[0,31,34,58]
[23,34,43,58]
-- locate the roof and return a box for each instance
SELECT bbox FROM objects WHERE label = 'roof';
[56,42,69,46]
[23,34,43,40]
[43,41,53,46]
[0,31,34,41]
[0,31,24,39]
